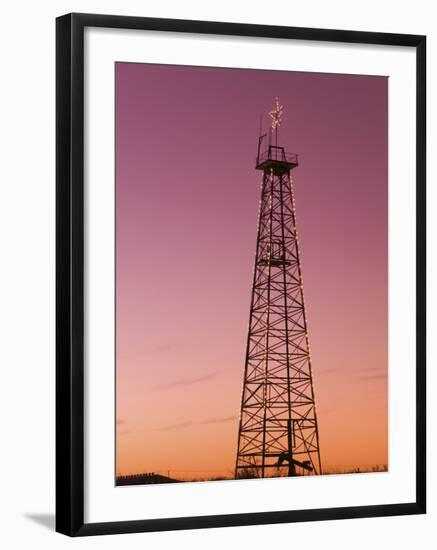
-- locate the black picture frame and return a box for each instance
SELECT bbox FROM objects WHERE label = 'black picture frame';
[56,12,426,537]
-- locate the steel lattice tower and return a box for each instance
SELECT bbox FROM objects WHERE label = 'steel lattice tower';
[235,99,322,479]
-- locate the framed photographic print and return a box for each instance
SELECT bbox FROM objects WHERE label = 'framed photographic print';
[56,13,426,536]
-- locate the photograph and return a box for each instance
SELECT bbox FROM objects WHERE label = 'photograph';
[114,62,389,486]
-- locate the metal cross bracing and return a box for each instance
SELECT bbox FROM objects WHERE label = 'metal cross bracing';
[235,136,322,480]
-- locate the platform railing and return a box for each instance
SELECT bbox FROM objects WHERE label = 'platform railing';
[256,146,298,167]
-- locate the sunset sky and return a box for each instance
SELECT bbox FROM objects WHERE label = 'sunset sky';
[115,63,388,480]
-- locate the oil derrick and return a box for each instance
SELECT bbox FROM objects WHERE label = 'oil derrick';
[235,98,322,479]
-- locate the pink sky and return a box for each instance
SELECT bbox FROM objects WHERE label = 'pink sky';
[115,63,388,479]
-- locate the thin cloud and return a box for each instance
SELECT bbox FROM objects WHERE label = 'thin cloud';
[151,371,219,391]
[199,416,237,425]
[354,367,387,381]
[357,367,387,374]
[317,407,335,415]
[117,430,133,436]
[158,415,237,432]
[318,366,386,379]
[118,342,183,362]
[358,372,387,381]
[158,421,195,431]
[317,367,342,376]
